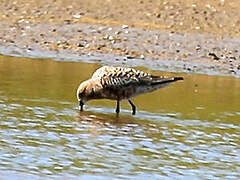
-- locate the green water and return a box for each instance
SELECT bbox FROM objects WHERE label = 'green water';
[0,55,239,179]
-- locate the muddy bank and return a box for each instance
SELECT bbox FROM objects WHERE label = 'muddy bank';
[0,0,240,77]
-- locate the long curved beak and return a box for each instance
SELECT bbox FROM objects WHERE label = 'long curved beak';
[79,100,84,111]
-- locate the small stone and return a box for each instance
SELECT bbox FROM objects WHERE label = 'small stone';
[64,20,71,24]
[98,26,105,31]
[229,56,236,61]
[108,36,114,40]
[229,70,236,74]
[27,48,32,52]
[195,45,201,51]
[126,56,135,59]
[72,14,81,19]
[122,25,128,29]
[103,35,109,40]
[18,19,24,23]
[76,43,84,47]
[208,53,220,60]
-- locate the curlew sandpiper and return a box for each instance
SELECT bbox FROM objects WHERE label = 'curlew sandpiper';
[77,66,183,115]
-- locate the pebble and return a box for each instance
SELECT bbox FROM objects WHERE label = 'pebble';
[108,36,114,40]
[208,53,220,60]
[72,14,81,19]
[140,54,145,59]
[195,45,201,51]
[122,25,128,29]
[18,19,25,23]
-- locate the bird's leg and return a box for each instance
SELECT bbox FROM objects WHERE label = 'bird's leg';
[116,100,120,114]
[128,100,136,115]
[79,100,84,111]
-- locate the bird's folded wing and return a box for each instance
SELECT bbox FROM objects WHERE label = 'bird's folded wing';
[100,75,171,89]
[100,76,182,88]
[100,76,141,88]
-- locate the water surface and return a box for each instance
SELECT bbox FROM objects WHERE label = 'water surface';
[0,55,239,179]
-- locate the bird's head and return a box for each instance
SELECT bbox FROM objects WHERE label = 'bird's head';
[76,80,96,111]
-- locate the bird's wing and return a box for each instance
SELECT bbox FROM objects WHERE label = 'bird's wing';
[94,66,152,88]
[92,66,183,89]
[100,75,138,88]
[92,66,113,79]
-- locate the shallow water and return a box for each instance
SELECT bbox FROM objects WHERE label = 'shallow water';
[0,55,239,179]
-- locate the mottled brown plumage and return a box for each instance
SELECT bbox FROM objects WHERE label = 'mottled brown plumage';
[77,66,183,115]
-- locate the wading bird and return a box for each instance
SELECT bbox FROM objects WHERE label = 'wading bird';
[77,66,183,115]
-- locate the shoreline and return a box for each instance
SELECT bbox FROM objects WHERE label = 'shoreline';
[0,42,238,78]
[1,0,240,77]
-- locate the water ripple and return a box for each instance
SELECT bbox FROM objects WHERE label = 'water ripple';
[0,97,240,179]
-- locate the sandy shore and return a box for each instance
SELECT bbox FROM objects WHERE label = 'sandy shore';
[0,0,240,76]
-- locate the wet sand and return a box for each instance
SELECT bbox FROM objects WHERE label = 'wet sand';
[1,0,240,76]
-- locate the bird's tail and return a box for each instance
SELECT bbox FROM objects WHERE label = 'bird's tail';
[150,76,184,86]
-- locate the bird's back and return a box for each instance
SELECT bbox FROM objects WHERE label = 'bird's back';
[90,66,183,100]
